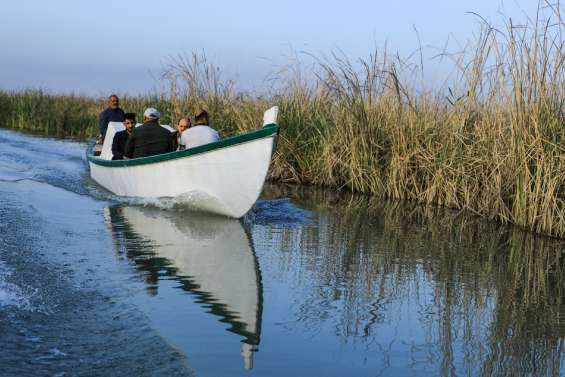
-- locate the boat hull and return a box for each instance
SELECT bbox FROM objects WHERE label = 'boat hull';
[89,134,276,218]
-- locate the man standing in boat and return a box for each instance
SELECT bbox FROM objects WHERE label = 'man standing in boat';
[124,108,174,158]
[180,110,219,148]
[111,112,136,160]
[98,94,125,142]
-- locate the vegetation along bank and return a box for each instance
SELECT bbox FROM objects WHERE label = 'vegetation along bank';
[0,4,563,237]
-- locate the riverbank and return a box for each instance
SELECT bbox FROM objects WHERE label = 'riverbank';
[0,4,563,237]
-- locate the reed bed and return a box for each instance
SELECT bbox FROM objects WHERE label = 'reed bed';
[0,2,563,236]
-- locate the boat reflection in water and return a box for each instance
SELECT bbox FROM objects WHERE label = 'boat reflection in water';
[105,205,262,370]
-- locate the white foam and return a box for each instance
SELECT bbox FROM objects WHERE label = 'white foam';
[49,348,68,357]
[113,191,230,215]
[0,261,33,311]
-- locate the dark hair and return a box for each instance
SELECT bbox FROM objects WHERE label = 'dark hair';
[124,112,136,122]
[178,117,191,126]
[194,110,209,125]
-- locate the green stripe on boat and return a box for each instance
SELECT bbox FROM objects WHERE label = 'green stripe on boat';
[88,124,279,167]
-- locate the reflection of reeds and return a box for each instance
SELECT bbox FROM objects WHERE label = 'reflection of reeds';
[0,3,563,236]
[258,184,565,376]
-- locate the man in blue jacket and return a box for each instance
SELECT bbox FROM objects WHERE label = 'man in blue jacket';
[98,94,125,141]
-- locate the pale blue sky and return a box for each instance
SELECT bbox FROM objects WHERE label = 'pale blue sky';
[0,0,539,96]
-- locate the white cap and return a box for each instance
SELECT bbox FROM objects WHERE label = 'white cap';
[143,107,160,119]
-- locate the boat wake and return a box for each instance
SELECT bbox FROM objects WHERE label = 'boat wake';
[0,129,90,196]
[0,262,30,311]
[107,193,314,224]
[247,198,314,225]
[110,190,232,215]
[0,260,49,314]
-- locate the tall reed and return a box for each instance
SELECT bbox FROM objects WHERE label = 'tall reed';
[0,2,563,237]
[0,90,175,138]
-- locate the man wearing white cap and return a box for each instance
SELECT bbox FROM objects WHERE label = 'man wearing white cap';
[124,108,174,159]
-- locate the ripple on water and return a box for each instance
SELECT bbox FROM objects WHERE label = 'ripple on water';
[247,198,314,226]
[0,261,36,312]
[0,164,193,377]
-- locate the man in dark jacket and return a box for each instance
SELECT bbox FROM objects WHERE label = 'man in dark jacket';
[98,94,125,140]
[124,108,174,159]
[111,113,136,160]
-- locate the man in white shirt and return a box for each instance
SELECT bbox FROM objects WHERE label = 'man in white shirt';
[180,110,220,149]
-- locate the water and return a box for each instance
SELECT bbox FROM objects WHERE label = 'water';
[1,128,564,376]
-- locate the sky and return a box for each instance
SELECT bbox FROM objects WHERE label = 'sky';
[0,0,541,96]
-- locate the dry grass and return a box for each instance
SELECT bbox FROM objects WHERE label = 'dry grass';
[0,1,563,236]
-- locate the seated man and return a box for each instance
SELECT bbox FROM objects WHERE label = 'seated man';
[172,117,191,151]
[111,113,136,160]
[124,108,174,159]
[180,110,219,148]
[98,94,125,142]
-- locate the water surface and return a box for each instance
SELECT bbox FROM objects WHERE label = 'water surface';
[1,128,564,376]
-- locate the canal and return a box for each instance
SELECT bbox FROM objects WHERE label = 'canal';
[1,129,564,376]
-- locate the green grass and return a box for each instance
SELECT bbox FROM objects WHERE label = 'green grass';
[0,2,563,237]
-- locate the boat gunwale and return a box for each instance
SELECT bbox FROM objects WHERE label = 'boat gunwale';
[87,123,279,168]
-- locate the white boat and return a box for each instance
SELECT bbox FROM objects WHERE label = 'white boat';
[88,107,279,218]
[105,206,263,370]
